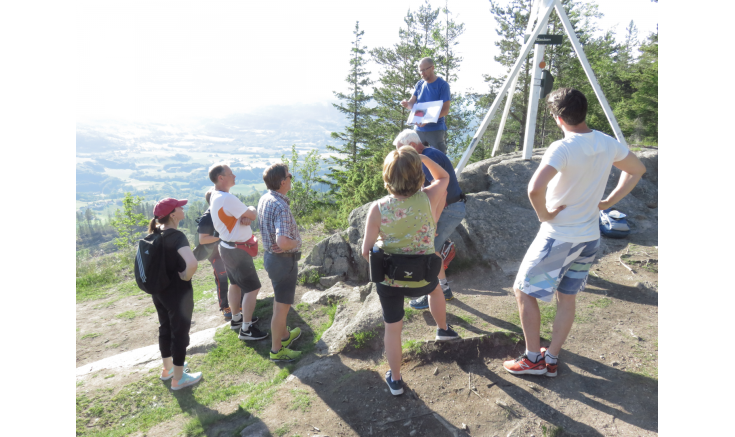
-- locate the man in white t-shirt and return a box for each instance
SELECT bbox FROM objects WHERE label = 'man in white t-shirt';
[209,163,268,341]
[503,88,647,378]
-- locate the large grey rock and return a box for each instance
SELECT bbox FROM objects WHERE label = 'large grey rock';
[300,203,371,283]
[299,148,657,276]
[486,155,543,208]
[461,192,540,262]
[457,148,547,195]
[604,149,659,209]
[315,284,382,354]
[287,355,343,383]
[637,148,658,186]
[318,274,343,288]
[457,160,492,194]
[301,282,361,305]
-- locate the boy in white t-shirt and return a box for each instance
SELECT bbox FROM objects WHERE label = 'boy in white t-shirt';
[503,88,647,378]
[208,163,268,341]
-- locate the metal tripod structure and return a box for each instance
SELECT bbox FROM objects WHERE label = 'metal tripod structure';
[454,0,627,174]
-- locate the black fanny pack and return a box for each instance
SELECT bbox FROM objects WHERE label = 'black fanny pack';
[369,248,442,283]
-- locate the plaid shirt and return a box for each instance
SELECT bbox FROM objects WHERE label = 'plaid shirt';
[257,190,302,253]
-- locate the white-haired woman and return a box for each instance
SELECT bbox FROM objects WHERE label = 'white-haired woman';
[362,146,459,396]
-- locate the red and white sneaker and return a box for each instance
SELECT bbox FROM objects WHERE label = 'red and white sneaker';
[540,347,558,377]
[503,353,547,375]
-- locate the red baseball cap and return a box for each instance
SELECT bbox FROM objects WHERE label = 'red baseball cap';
[153,198,188,217]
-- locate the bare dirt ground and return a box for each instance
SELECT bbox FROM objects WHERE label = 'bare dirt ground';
[77,228,657,436]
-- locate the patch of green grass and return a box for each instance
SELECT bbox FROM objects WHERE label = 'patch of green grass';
[456,314,475,325]
[182,408,250,437]
[143,306,156,315]
[253,257,264,271]
[298,269,322,285]
[76,250,137,302]
[313,303,338,343]
[294,302,309,312]
[77,380,85,387]
[590,297,612,308]
[273,422,291,437]
[352,330,377,349]
[104,374,115,379]
[115,310,138,320]
[288,389,311,412]
[94,296,126,309]
[403,307,417,320]
[629,342,658,380]
[253,298,274,320]
[75,328,296,437]
[402,339,422,355]
[81,332,101,340]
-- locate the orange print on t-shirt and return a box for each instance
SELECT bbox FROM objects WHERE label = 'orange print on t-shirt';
[218,208,238,232]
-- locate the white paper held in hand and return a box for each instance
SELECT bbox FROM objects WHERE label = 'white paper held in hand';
[407,100,443,126]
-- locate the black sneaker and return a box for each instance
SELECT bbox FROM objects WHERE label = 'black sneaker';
[250,316,259,325]
[239,324,269,341]
[230,314,243,331]
[385,370,404,396]
[436,324,459,341]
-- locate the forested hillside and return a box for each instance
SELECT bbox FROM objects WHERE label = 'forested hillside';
[76,0,657,252]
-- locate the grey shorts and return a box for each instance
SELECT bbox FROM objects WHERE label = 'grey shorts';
[434,201,466,252]
[264,251,298,305]
[416,129,447,154]
[220,245,262,293]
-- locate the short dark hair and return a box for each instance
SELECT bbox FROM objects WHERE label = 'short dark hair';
[263,163,289,191]
[205,187,214,205]
[208,163,227,184]
[547,88,587,126]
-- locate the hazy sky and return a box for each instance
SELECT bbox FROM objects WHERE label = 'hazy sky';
[77,0,658,124]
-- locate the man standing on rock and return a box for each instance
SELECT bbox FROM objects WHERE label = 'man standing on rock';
[504,88,646,377]
[392,129,466,308]
[258,163,303,362]
[209,163,267,341]
[400,57,451,154]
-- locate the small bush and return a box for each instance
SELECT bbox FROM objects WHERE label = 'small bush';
[352,330,377,349]
[402,339,422,355]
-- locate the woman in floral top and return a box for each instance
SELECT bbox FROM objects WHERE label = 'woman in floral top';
[362,146,460,396]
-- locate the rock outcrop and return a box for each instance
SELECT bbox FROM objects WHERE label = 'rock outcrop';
[315,283,382,355]
[298,148,658,282]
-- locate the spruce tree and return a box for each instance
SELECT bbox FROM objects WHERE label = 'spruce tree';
[328,21,374,165]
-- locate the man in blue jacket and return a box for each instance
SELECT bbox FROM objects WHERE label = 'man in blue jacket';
[400,57,451,154]
[393,129,466,309]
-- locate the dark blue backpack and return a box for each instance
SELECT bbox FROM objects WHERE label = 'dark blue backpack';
[599,209,630,239]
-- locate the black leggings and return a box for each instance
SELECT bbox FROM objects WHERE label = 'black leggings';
[152,288,194,366]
